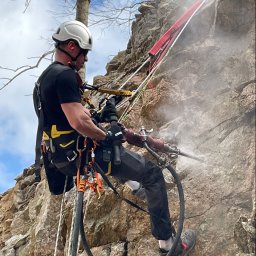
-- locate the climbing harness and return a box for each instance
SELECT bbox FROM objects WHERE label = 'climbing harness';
[33,63,82,177]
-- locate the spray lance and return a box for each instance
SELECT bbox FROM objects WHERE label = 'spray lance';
[122,127,203,162]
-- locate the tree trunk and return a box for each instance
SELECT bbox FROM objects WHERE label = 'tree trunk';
[76,0,90,26]
[76,0,90,82]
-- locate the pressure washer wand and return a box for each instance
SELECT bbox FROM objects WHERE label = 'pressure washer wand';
[123,128,203,162]
[163,144,203,162]
[178,150,203,162]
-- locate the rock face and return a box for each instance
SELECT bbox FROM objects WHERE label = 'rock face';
[0,0,255,255]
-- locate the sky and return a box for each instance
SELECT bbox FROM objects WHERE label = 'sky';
[0,0,135,193]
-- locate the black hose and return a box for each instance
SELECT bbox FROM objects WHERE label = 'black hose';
[110,120,121,165]
[71,191,84,256]
[139,142,185,255]
[80,207,94,256]
[165,164,185,256]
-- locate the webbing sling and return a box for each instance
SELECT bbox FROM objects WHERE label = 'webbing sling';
[148,0,205,71]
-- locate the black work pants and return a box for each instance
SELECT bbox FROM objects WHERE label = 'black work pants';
[95,146,173,240]
[43,153,74,195]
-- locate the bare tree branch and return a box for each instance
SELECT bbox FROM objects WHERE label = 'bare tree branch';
[0,65,32,72]
[0,50,54,91]
[89,0,152,27]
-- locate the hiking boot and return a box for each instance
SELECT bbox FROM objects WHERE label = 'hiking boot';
[159,229,196,256]
[132,185,146,201]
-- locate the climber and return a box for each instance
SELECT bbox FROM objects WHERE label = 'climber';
[33,20,196,255]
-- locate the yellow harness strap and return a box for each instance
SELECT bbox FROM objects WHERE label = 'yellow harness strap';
[42,131,50,141]
[51,125,74,139]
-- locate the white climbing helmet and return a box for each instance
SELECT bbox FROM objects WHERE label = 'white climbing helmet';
[52,20,92,50]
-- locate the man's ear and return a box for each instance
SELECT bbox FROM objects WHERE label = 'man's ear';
[67,41,76,51]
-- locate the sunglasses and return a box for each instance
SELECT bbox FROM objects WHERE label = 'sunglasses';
[81,49,89,57]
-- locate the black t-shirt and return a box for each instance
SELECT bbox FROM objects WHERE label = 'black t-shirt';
[39,62,81,130]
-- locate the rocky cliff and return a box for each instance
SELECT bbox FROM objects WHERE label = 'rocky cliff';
[0,0,255,255]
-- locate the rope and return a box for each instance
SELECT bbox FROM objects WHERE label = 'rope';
[54,176,68,256]
[83,190,92,222]
[119,57,151,90]
[118,0,207,122]
[118,62,159,122]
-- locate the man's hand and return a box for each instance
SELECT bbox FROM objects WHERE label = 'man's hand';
[105,123,123,143]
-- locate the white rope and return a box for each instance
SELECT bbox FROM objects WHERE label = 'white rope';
[119,57,151,90]
[83,190,92,221]
[54,176,68,256]
[103,57,150,112]
[67,184,77,256]
[118,65,157,121]
[119,0,207,122]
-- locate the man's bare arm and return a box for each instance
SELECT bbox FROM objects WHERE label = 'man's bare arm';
[61,102,106,140]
